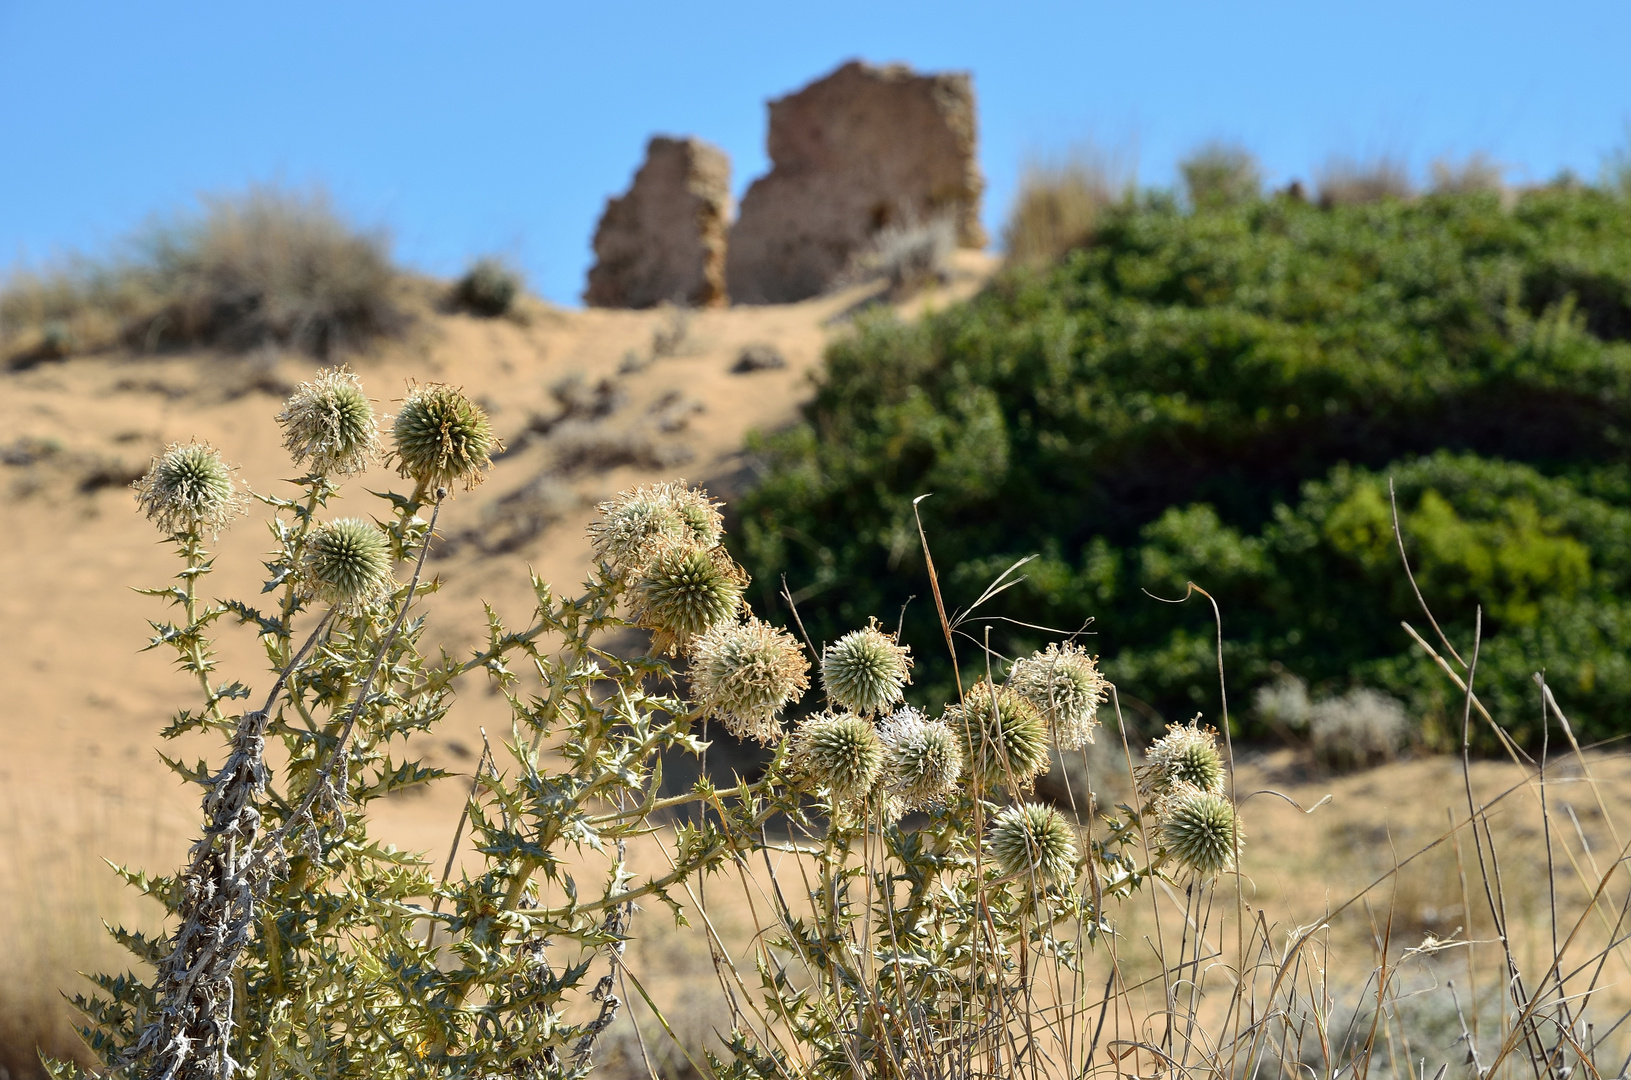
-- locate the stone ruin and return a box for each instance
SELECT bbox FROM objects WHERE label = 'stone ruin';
[584,61,985,308]
[584,135,730,309]
[727,60,985,305]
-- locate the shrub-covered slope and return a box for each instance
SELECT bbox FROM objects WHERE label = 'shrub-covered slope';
[735,188,1631,747]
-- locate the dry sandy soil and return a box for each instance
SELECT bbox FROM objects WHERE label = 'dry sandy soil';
[6,252,1631,1074]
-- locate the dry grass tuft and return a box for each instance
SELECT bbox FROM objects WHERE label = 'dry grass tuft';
[1180,142,1262,210]
[1002,148,1132,267]
[1431,152,1507,195]
[1317,154,1415,207]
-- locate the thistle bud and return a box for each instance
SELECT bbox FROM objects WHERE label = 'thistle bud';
[820,621,912,715]
[1157,787,1242,877]
[1008,642,1107,750]
[688,617,810,744]
[946,681,1050,790]
[388,382,499,492]
[627,542,746,655]
[793,712,884,800]
[588,482,723,579]
[303,517,394,611]
[276,367,379,477]
[987,802,1078,885]
[133,441,248,537]
[1136,720,1226,808]
[878,706,962,810]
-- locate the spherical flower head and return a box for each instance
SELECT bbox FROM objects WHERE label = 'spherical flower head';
[793,712,884,801]
[988,803,1078,886]
[1158,787,1242,877]
[627,542,746,655]
[388,382,500,492]
[946,681,1050,791]
[1137,720,1226,808]
[133,441,248,536]
[277,367,379,477]
[588,482,723,579]
[303,517,394,611]
[688,616,811,743]
[878,706,962,811]
[1009,642,1108,750]
[821,620,912,715]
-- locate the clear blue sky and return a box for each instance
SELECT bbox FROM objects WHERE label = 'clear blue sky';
[2,1,1627,306]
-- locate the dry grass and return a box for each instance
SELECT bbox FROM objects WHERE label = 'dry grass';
[1180,142,1262,211]
[1,186,407,366]
[1002,148,1133,267]
[1431,153,1507,195]
[1317,154,1415,207]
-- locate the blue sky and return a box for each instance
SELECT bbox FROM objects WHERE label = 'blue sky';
[1,1,1627,306]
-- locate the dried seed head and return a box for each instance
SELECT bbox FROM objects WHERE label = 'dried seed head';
[946,680,1050,790]
[277,367,379,476]
[1009,642,1107,749]
[878,706,962,810]
[133,441,248,536]
[821,621,912,715]
[303,517,394,611]
[987,802,1078,885]
[1137,720,1226,808]
[1158,787,1242,877]
[588,482,723,579]
[793,712,884,800]
[388,382,500,492]
[688,617,811,743]
[627,542,746,654]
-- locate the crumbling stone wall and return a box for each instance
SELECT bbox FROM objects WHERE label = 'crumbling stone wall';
[725,60,985,305]
[585,135,731,309]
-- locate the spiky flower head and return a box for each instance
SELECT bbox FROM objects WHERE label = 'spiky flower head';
[1157,787,1242,877]
[878,707,962,811]
[946,681,1051,790]
[133,441,248,536]
[627,542,746,655]
[277,367,379,477]
[388,382,500,492]
[1137,720,1226,808]
[821,621,912,715]
[793,712,884,800]
[688,617,810,743]
[987,803,1078,886]
[588,482,723,579]
[303,517,394,611]
[1009,642,1108,750]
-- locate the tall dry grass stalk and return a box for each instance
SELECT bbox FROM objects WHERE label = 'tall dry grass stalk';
[1003,147,1134,267]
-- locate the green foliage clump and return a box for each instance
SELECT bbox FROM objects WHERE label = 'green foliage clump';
[451,257,522,317]
[733,186,1631,748]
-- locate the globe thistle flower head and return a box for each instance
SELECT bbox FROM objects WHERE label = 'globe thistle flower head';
[820,620,912,715]
[1009,642,1108,750]
[987,803,1078,886]
[627,541,746,655]
[133,441,248,537]
[946,680,1050,791]
[793,712,884,801]
[303,517,395,612]
[1137,719,1226,808]
[277,367,379,477]
[688,616,811,743]
[878,706,962,811]
[388,382,500,492]
[1158,787,1242,877]
[588,482,722,579]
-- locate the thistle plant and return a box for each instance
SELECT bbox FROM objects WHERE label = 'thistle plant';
[67,370,1247,1080]
[820,619,912,714]
[1137,717,1226,806]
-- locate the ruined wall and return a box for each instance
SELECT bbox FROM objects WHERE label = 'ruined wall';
[585,136,731,309]
[725,61,985,305]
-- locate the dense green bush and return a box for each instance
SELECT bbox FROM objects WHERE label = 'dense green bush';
[734,186,1631,748]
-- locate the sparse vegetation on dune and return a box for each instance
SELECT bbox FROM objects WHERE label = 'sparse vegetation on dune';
[0,186,408,366]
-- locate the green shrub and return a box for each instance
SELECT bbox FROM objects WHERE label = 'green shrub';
[451,256,522,316]
[1180,142,1262,211]
[733,187,1631,748]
